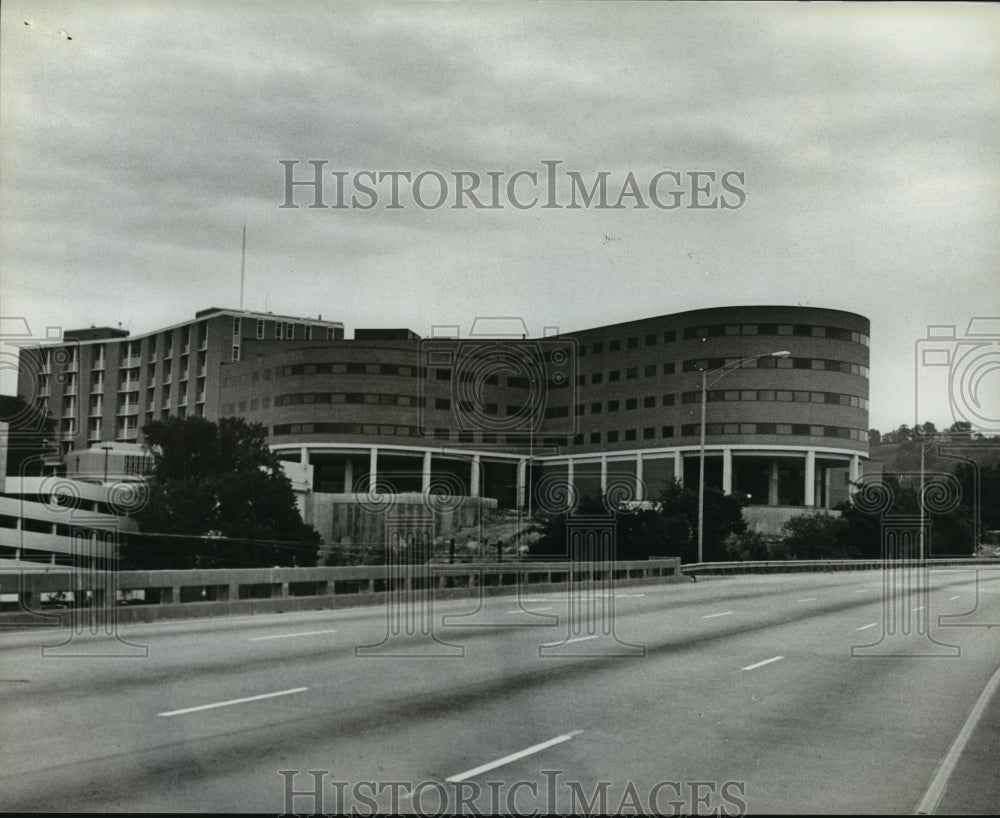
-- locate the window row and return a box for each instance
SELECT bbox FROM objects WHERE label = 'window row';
[677,423,869,441]
[681,357,869,377]
[680,389,869,409]
[576,323,869,357]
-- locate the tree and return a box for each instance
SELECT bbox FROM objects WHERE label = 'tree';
[124,416,320,569]
[527,479,746,563]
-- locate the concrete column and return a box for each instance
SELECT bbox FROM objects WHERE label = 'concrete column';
[722,448,733,495]
[824,468,832,509]
[369,447,378,485]
[635,454,644,501]
[470,454,480,497]
[804,450,816,508]
[516,458,527,509]
[674,451,683,485]
[850,454,861,483]
[344,456,354,492]
[422,450,432,492]
[600,455,608,493]
[768,460,779,506]
[566,458,575,495]
[300,446,309,465]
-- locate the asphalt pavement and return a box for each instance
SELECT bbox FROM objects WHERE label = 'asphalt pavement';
[1,568,998,814]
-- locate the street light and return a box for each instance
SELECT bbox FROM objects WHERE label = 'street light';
[697,350,791,564]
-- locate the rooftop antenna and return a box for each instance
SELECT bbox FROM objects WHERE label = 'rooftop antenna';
[239,214,247,311]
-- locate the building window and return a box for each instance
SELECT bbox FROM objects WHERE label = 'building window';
[233,317,241,335]
[625,429,636,441]
[644,364,656,377]
[625,398,637,410]
[627,336,639,349]
[608,400,620,412]
[590,431,601,443]
[662,394,674,406]
[626,367,637,379]
[608,370,620,382]
[645,333,657,347]
[275,323,283,340]
[609,339,621,352]
[592,342,603,355]
[607,430,619,443]
[256,319,265,339]
[643,427,655,440]
[644,396,656,408]
[661,425,674,438]
[232,345,240,362]
[591,402,602,414]
[591,372,603,385]
[662,363,675,375]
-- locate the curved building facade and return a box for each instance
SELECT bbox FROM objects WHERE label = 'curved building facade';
[216,305,870,517]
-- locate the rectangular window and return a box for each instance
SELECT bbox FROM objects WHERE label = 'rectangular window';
[645,333,657,346]
[592,342,603,355]
[662,363,675,375]
[662,394,675,406]
[590,431,601,443]
[609,339,621,352]
[591,402,602,414]
[608,400,620,412]
[591,372,603,385]
[233,317,241,335]
[644,396,656,408]
[625,429,636,441]
[643,427,655,440]
[608,370,620,382]
[627,336,639,349]
[661,425,674,438]
[644,364,656,377]
[607,430,619,443]
[625,398,637,410]
[275,323,283,340]
[626,367,637,379]
[232,345,240,362]
[256,319,265,340]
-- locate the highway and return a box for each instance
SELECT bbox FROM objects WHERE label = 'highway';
[1,568,998,814]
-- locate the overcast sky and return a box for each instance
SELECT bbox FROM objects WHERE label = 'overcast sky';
[2,1,998,432]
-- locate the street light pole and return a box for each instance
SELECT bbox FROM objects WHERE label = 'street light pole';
[696,350,790,564]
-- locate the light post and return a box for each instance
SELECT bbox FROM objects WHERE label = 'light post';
[101,443,113,483]
[697,350,790,563]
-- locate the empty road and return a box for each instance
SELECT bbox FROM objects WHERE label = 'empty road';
[1,567,998,813]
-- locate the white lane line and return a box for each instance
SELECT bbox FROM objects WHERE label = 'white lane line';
[797,598,817,602]
[506,606,554,614]
[854,589,869,594]
[948,595,960,601]
[157,687,308,717]
[446,730,583,783]
[856,623,879,631]
[741,656,783,672]
[914,606,926,612]
[916,664,1000,814]
[702,611,734,619]
[249,629,338,641]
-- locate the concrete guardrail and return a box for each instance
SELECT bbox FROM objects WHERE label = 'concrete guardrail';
[0,558,684,627]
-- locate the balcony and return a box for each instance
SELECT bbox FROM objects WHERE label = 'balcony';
[62,407,77,419]
[196,392,206,403]
[89,403,103,417]
[91,381,104,394]
[118,405,139,416]
[64,383,77,396]
[198,366,207,377]
[120,356,141,368]
[93,357,105,370]
[120,381,140,392]
[180,369,189,381]
[199,337,208,351]
[182,343,191,355]
[65,360,78,373]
